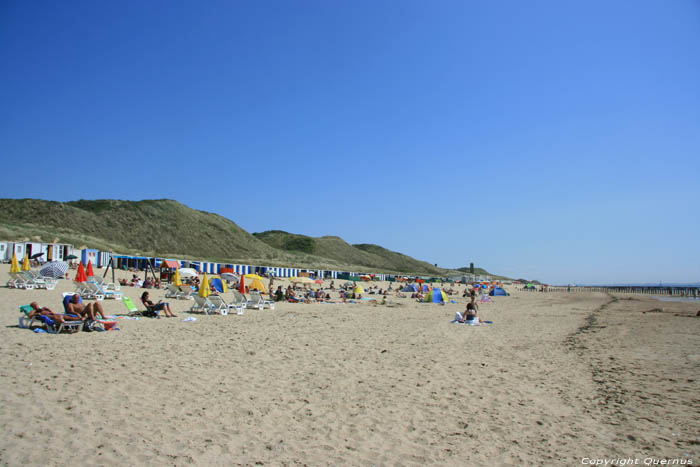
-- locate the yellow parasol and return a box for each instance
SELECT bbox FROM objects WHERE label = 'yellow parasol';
[172,268,182,287]
[248,278,266,293]
[10,252,20,273]
[199,273,211,298]
[354,285,364,294]
[22,255,31,271]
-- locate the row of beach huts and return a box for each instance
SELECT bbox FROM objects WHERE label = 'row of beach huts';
[0,240,398,281]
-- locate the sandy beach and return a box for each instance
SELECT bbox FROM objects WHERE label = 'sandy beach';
[1,264,698,466]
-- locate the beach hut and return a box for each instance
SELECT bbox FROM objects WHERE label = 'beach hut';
[81,248,99,267]
[160,260,180,283]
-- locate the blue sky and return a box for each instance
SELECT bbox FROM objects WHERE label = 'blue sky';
[1,1,699,284]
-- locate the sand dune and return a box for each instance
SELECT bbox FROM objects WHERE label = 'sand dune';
[0,265,698,465]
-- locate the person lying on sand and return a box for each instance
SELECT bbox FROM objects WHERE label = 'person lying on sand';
[141,291,177,317]
[64,294,107,320]
[28,301,82,324]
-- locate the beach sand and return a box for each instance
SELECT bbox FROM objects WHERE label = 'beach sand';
[0,264,698,465]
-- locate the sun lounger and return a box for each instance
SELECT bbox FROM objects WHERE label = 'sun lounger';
[87,280,122,300]
[165,284,181,298]
[9,273,36,290]
[248,291,275,310]
[231,290,249,309]
[190,295,230,315]
[177,285,195,300]
[89,275,120,291]
[18,304,84,333]
[73,280,90,296]
[23,271,57,290]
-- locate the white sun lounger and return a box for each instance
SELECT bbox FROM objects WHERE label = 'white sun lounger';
[248,291,275,310]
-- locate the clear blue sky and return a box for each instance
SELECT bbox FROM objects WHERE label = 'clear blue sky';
[1,1,699,284]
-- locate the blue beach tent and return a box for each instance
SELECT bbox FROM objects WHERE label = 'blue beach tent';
[489,287,507,296]
[401,284,418,292]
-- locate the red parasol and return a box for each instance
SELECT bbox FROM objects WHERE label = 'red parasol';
[86,260,95,277]
[238,274,246,293]
[75,262,88,282]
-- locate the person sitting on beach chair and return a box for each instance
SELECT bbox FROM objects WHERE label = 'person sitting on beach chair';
[64,294,107,320]
[141,291,177,317]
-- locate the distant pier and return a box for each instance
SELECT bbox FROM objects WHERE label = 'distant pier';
[526,285,700,298]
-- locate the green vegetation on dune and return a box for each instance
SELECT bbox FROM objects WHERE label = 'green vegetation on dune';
[0,198,496,276]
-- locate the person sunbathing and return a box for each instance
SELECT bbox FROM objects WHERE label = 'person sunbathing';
[28,302,82,324]
[140,291,177,317]
[64,294,107,320]
[454,301,480,323]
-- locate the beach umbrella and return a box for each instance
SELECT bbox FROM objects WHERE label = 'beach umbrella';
[75,262,88,282]
[22,255,31,271]
[30,252,44,260]
[199,273,211,298]
[10,252,21,273]
[172,269,182,286]
[221,272,239,282]
[40,261,68,279]
[86,260,95,277]
[238,274,246,294]
[179,268,197,278]
[65,254,78,260]
[249,278,266,293]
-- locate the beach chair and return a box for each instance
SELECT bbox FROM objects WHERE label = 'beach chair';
[165,284,182,299]
[22,271,55,290]
[88,280,122,300]
[190,295,230,315]
[89,275,120,291]
[231,290,248,309]
[248,291,275,310]
[81,282,106,301]
[6,272,21,288]
[73,280,90,297]
[18,304,84,333]
[10,273,36,290]
[177,285,195,300]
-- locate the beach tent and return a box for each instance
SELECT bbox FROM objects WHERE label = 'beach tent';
[489,287,507,296]
[211,277,226,293]
[353,285,364,295]
[249,278,266,293]
[421,284,430,292]
[401,284,418,292]
[424,288,448,304]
